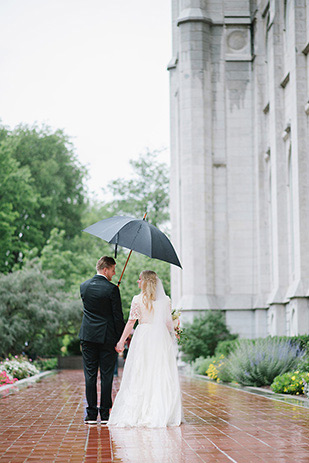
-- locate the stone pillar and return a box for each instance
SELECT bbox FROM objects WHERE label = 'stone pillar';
[284,0,309,300]
[172,1,214,313]
[252,7,272,311]
[223,6,256,309]
[265,1,290,306]
[169,0,182,307]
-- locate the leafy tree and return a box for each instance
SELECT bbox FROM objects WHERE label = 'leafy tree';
[0,123,87,270]
[106,149,169,227]
[181,311,238,362]
[0,261,83,358]
[0,141,38,273]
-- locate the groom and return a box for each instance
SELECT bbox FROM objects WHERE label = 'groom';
[79,256,125,424]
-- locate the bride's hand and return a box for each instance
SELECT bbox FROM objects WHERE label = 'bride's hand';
[116,341,124,353]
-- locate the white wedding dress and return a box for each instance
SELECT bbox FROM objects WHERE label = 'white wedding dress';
[108,281,183,428]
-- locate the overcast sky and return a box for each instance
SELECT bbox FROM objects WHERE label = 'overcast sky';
[0,0,172,199]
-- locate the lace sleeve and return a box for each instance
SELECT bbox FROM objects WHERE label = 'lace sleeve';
[128,296,140,321]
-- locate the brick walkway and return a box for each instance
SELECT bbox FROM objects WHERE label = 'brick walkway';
[0,370,309,462]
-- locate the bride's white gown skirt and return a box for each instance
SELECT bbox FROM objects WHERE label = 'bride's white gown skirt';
[108,323,183,428]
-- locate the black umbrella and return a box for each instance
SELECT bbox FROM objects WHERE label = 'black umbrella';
[83,214,182,285]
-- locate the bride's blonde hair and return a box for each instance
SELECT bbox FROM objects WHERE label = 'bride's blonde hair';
[140,270,157,312]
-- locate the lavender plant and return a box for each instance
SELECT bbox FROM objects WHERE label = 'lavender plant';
[227,338,304,387]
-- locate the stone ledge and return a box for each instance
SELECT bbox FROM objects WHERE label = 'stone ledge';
[193,374,309,409]
[0,370,57,398]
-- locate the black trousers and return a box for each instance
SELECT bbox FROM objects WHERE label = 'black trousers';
[80,340,117,418]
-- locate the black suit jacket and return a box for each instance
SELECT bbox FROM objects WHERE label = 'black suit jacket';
[79,274,125,345]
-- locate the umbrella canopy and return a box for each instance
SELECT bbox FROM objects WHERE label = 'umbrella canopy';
[83,215,182,268]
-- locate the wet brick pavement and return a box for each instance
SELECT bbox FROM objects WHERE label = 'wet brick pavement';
[0,370,309,462]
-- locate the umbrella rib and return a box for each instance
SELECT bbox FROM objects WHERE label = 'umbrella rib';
[129,223,143,250]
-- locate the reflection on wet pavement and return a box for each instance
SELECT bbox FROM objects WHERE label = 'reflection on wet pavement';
[0,370,308,462]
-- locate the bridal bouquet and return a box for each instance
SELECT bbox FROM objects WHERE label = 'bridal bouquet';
[172,310,185,344]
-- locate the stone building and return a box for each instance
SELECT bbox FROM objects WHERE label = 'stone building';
[168,0,309,337]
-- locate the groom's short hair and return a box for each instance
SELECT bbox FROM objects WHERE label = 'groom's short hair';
[96,256,116,271]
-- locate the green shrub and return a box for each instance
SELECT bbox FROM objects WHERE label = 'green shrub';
[217,358,233,383]
[215,339,240,357]
[0,263,82,358]
[271,371,309,395]
[181,310,237,362]
[272,336,309,351]
[205,355,233,383]
[191,356,215,375]
[228,338,303,386]
[66,336,82,356]
[297,354,309,372]
[34,357,58,371]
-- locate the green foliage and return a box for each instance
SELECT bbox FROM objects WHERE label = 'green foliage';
[106,149,170,227]
[65,336,82,356]
[268,336,309,352]
[191,356,215,375]
[0,139,38,272]
[297,354,309,372]
[0,123,87,272]
[217,358,233,383]
[203,355,233,383]
[0,262,82,358]
[215,339,240,357]
[0,127,171,358]
[181,311,237,362]
[33,357,58,371]
[228,338,304,386]
[271,370,309,395]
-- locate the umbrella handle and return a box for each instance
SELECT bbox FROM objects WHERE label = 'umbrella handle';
[118,250,133,286]
[117,212,147,286]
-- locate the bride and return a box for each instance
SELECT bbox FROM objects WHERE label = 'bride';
[108,270,183,428]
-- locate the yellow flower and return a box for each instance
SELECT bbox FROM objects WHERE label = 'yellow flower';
[296,392,299,395]
[295,371,299,374]
[291,376,296,380]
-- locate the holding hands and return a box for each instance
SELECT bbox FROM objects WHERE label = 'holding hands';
[115,318,135,354]
[115,341,125,353]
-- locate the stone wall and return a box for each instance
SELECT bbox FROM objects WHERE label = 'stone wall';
[169,0,309,337]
